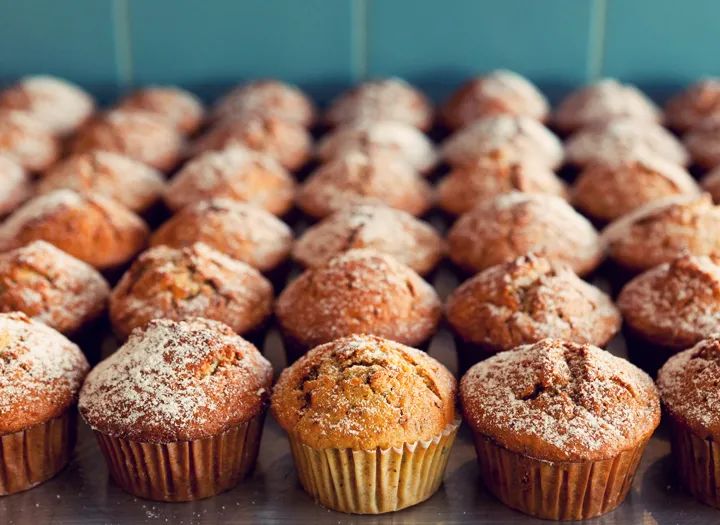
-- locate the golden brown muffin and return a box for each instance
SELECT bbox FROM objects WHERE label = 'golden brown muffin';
[684,116,720,169]
[292,204,444,276]
[448,192,602,276]
[0,189,149,271]
[441,70,549,129]
[79,317,272,501]
[0,75,94,135]
[325,78,434,131]
[296,150,433,219]
[163,146,295,215]
[461,339,659,519]
[0,154,31,216]
[0,109,60,172]
[0,312,89,495]
[38,151,165,213]
[116,86,204,135]
[665,78,720,132]
[71,109,184,172]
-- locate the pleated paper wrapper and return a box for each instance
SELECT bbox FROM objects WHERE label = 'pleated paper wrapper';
[669,417,720,508]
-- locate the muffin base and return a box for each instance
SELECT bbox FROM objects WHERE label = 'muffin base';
[287,419,460,514]
[0,410,77,496]
[94,412,265,502]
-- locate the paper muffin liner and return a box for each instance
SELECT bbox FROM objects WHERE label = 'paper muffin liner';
[287,418,460,514]
[0,410,77,495]
[472,432,650,520]
[93,412,265,502]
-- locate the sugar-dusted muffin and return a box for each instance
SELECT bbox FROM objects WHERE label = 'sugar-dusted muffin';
[163,147,295,215]
[441,115,563,169]
[109,243,273,341]
[72,109,184,172]
[0,189,149,271]
[448,192,602,277]
[572,151,699,223]
[79,318,272,501]
[461,339,660,520]
[191,114,311,171]
[0,109,60,171]
[276,249,442,357]
[293,204,444,276]
[0,154,30,216]
[553,78,661,133]
[441,70,549,129]
[325,78,434,131]
[0,75,94,135]
[212,79,316,127]
[0,312,89,495]
[665,78,720,132]
[684,116,720,169]
[0,241,109,335]
[297,150,433,219]
[38,151,165,213]
[116,86,204,135]
[271,334,459,514]
[316,120,437,174]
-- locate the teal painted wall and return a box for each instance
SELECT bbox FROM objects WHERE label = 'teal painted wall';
[0,0,718,103]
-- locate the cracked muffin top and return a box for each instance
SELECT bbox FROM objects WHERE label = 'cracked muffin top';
[0,109,60,172]
[116,86,205,135]
[271,334,456,449]
[665,78,720,132]
[79,317,272,443]
[460,339,660,462]
[0,154,30,216]
[109,243,273,340]
[446,254,620,353]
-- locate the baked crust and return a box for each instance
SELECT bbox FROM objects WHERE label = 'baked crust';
[665,78,720,132]
[0,109,60,171]
[117,86,204,135]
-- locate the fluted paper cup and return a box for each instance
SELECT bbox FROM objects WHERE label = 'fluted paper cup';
[669,416,720,508]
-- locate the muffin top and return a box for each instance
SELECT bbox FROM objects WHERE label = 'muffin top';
[271,334,456,449]
[0,241,109,334]
[297,150,433,219]
[163,146,295,215]
[79,317,272,443]
[293,204,444,276]
[109,243,273,340]
[0,75,94,135]
[0,312,89,435]
[448,192,602,276]
[151,199,293,272]
[325,78,434,131]
[618,254,720,350]
[276,249,442,349]
[602,194,720,273]
[0,189,148,270]
[38,151,165,213]
[441,115,563,169]
[447,254,620,353]
[316,119,437,174]
[0,109,60,172]
[116,86,205,135]
[441,70,549,129]
[683,115,720,169]
[460,339,660,462]
[665,78,720,132]
[0,154,30,216]
[658,336,720,439]
[553,78,661,132]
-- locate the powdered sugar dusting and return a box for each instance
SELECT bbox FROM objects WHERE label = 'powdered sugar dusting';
[0,154,30,214]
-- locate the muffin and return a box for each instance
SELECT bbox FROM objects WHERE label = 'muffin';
[316,120,437,174]
[325,78,434,131]
[109,243,273,342]
[296,150,433,220]
[665,78,720,132]
[0,155,31,216]
[441,115,563,169]
[701,166,720,202]
[460,339,660,520]
[553,78,661,133]
[441,70,549,129]
[79,317,272,501]
[116,86,204,135]
[572,151,699,223]
[657,336,720,507]
[0,109,60,171]
[275,249,442,358]
[293,204,444,276]
[684,116,720,169]
[0,75,94,135]
[0,312,89,495]
[271,334,459,514]
[72,109,184,172]
[0,190,148,271]
[37,151,165,214]
[163,146,295,215]
[447,192,602,277]
[212,80,316,127]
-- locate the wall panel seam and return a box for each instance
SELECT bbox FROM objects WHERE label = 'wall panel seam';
[352,0,368,82]
[113,0,134,90]
[588,0,607,81]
